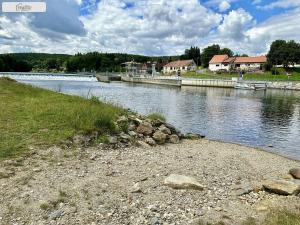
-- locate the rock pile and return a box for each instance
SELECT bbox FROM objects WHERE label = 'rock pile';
[111,115,186,147]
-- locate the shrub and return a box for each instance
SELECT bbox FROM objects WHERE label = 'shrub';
[147,113,166,122]
[94,114,116,133]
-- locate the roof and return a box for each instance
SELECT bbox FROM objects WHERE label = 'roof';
[234,56,267,63]
[209,55,267,64]
[223,57,236,63]
[164,60,195,68]
[209,55,228,64]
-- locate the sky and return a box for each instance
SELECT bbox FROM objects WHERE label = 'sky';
[0,0,300,56]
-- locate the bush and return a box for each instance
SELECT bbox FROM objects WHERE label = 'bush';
[147,113,166,122]
[94,114,116,133]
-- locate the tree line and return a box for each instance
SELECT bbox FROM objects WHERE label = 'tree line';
[0,39,299,73]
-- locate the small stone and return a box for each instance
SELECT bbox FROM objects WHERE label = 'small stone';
[136,122,154,135]
[130,183,142,193]
[90,154,97,161]
[128,131,137,137]
[136,141,151,148]
[262,180,300,195]
[108,136,118,144]
[164,174,204,190]
[153,131,167,144]
[145,137,156,146]
[289,168,300,179]
[169,134,179,144]
[283,174,294,180]
[151,217,161,225]
[117,116,128,123]
[49,210,64,220]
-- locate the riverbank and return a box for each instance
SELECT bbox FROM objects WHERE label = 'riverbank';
[1,139,300,225]
[1,78,300,224]
[0,77,126,159]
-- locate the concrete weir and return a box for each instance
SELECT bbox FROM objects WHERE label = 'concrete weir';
[121,76,181,87]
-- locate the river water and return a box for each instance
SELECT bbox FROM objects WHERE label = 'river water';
[12,76,300,160]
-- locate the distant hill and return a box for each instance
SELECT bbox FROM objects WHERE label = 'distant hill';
[0,52,179,73]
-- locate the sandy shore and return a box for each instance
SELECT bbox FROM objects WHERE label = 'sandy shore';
[0,139,299,225]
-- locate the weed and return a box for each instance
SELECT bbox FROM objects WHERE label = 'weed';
[147,113,166,122]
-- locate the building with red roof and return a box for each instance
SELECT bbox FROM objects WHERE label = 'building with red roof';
[163,59,197,75]
[209,55,267,72]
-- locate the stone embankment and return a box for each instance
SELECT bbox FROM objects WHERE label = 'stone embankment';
[71,114,202,149]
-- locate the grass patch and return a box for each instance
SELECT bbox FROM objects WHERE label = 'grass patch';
[263,210,300,225]
[241,210,300,225]
[0,78,126,160]
[147,113,166,122]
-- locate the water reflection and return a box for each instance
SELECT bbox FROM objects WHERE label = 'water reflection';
[19,79,300,160]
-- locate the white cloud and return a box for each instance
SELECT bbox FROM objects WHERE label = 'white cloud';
[218,1,231,12]
[218,9,253,41]
[257,0,300,10]
[0,0,300,56]
[252,0,261,5]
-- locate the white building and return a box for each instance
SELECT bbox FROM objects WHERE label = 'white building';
[209,55,267,72]
[163,60,197,75]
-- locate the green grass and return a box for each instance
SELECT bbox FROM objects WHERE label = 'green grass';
[0,77,126,160]
[183,68,300,81]
[147,113,166,122]
[263,211,300,225]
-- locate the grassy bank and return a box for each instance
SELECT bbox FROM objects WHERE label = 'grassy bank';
[183,68,300,81]
[0,77,126,160]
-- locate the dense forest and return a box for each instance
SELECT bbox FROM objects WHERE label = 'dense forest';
[0,52,179,73]
[1,40,299,73]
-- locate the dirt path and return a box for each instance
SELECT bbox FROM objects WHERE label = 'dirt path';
[0,139,299,225]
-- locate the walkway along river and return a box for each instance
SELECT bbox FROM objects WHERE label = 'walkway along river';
[6,75,300,160]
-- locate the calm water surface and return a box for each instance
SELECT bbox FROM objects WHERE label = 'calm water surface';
[18,78,300,160]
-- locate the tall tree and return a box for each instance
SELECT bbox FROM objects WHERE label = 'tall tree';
[267,40,300,68]
[220,48,234,57]
[181,46,201,66]
[201,44,221,68]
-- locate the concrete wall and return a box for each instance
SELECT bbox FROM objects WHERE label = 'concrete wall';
[122,76,181,87]
[182,79,236,88]
[267,81,300,90]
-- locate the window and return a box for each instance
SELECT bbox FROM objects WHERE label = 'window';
[216,64,220,67]
[236,64,240,68]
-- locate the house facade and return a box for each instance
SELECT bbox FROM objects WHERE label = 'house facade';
[163,60,197,74]
[209,55,267,72]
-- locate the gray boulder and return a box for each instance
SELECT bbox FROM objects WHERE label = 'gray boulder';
[169,134,180,144]
[289,168,300,179]
[158,125,171,135]
[263,179,300,195]
[152,131,167,144]
[145,137,156,146]
[164,174,204,190]
[136,122,154,135]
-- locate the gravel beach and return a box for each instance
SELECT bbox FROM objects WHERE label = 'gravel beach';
[0,139,299,225]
